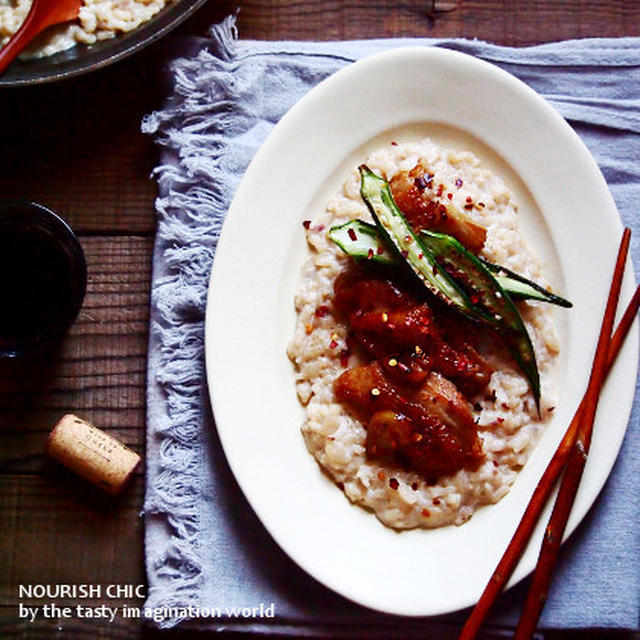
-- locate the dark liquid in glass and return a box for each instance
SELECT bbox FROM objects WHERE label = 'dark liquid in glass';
[0,203,86,358]
[0,229,75,349]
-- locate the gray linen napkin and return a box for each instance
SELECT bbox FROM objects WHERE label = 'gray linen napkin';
[142,16,640,633]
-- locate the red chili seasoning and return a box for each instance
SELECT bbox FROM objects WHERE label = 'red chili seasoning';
[367,248,374,260]
[389,478,399,490]
[347,227,357,242]
[376,246,385,255]
[302,220,311,229]
[411,482,419,491]
[447,192,453,200]
[414,176,428,190]
[421,508,430,518]
[329,339,338,349]
[315,305,330,318]
[390,141,398,146]
[432,497,441,506]
[377,471,386,481]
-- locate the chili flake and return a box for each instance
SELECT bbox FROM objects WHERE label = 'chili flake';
[347,227,357,242]
[302,220,311,229]
[414,176,428,190]
[389,478,399,490]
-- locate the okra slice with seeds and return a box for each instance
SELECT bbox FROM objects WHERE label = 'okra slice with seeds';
[418,229,540,408]
[328,219,571,308]
[358,164,472,315]
[358,165,540,408]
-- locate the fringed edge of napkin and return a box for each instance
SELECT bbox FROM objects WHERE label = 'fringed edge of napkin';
[140,15,238,627]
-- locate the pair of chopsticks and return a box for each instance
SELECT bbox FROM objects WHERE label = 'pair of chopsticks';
[460,228,639,640]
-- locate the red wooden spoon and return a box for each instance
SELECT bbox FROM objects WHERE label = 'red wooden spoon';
[0,0,82,75]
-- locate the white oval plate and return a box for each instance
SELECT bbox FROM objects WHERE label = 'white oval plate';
[205,47,637,616]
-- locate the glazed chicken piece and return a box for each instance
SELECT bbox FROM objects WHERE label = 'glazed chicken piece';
[334,362,484,480]
[333,265,491,397]
[390,161,487,254]
[333,264,415,316]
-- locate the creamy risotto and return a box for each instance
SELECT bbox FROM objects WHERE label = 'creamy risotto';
[0,0,174,58]
[287,138,560,530]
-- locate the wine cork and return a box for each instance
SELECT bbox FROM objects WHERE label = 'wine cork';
[47,414,140,494]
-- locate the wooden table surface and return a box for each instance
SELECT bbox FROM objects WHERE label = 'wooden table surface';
[1,2,638,639]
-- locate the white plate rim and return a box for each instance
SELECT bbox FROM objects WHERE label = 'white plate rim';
[205,46,638,617]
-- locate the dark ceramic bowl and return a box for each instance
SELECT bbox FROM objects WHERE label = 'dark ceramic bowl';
[0,0,208,87]
[0,201,87,358]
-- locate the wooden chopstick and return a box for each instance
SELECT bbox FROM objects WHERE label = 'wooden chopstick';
[459,228,637,640]
[513,228,632,637]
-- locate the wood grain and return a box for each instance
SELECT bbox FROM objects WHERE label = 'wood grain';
[192,0,640,44]
[0,237,150,440]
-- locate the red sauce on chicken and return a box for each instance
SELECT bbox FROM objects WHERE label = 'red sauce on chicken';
[389,162,487,254]
[332,263,489,482]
